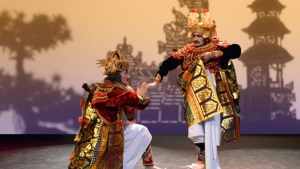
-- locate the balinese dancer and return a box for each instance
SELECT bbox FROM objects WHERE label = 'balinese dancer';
[147,9,241,169]
[68,50,161,169]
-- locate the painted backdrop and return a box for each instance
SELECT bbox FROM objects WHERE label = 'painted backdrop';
[0,0,299,134]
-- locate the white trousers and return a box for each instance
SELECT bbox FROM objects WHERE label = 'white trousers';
[123,123,152,169]
[188,68,221,169]
[188,115,221,169]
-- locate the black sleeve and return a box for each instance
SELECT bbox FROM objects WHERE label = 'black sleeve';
[156,56,183,81]
[220,44,241,69]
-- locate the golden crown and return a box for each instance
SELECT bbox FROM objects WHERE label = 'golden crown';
[188,9,216,39]
[97,50,130,75]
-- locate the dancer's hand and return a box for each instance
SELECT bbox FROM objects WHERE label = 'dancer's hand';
[147,82,159,89]
[137,82,147,98]
[200,52,212,63]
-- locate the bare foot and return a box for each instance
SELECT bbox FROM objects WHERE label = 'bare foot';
[187,161,205,169]
[195,160,205,165]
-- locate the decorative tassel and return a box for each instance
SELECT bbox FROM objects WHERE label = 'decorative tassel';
[78,117,89,124]
[116,120,123,126]
[80,101,85,107]
[68,156,74,161]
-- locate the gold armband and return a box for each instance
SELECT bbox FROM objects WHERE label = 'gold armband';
[138,95,149,105]
[154,74,161,84]
[213,50,223,59]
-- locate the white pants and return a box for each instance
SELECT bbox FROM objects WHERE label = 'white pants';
[188,114,221,169]
[188,68,221,169]
[123,123,152,169]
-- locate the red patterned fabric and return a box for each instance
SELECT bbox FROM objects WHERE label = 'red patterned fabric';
[90,81,150,124]
[69,80,151,169]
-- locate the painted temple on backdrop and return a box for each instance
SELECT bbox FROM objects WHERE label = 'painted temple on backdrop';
[111,0,209,134]
[239,0,298,134]
[113,36,186,134]
[111,0,299,134]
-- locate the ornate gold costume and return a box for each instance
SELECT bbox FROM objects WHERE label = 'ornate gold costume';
[69,50,152,169]
[97,50,130,75]
[68,80,151,169]
[150,8,241,169]
[174,42,240,144]
[178,57,223,126]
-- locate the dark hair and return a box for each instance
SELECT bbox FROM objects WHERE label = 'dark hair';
[104,71,122,83]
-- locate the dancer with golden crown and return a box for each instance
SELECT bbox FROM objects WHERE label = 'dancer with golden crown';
[68,50,161,169]
[148,9,241,169]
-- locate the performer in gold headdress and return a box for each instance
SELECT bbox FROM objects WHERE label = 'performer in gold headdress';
[148,9,241,169]
[68,50,161,169]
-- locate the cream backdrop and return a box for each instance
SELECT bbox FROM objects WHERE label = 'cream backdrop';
[0,0,299,133]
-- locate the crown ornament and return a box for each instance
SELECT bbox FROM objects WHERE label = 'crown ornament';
[188,9,216,39]
[97,50,130,75]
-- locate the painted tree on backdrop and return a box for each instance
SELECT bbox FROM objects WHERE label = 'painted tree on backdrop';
[0,11,81,134]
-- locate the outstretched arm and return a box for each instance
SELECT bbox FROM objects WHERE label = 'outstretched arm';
[147,74,161,89]
[220,44,241,69]
[147,56,182,89]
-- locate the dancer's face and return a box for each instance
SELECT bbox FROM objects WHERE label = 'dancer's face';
[120,70,130,85]
[192,32,205,47]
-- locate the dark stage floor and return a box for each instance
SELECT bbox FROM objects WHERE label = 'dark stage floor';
[0,134,299,169]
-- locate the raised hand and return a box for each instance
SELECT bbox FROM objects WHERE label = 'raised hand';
[147,82,159,89]
[137,82,148,98]
[200,52,212,63]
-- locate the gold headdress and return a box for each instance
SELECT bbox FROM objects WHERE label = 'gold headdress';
[97,50,130,75]
[188,9,216,39]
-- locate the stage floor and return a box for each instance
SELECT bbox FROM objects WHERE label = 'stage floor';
[0,135,299,169]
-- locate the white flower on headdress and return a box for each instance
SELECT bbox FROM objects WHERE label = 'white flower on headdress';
[188,9,199,28]
[200,9,213,28]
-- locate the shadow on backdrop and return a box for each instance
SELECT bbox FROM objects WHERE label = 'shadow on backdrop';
[113,0,300,134]
[0,0,299,135]
[0,11,81,134]
[238,0,299,134]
